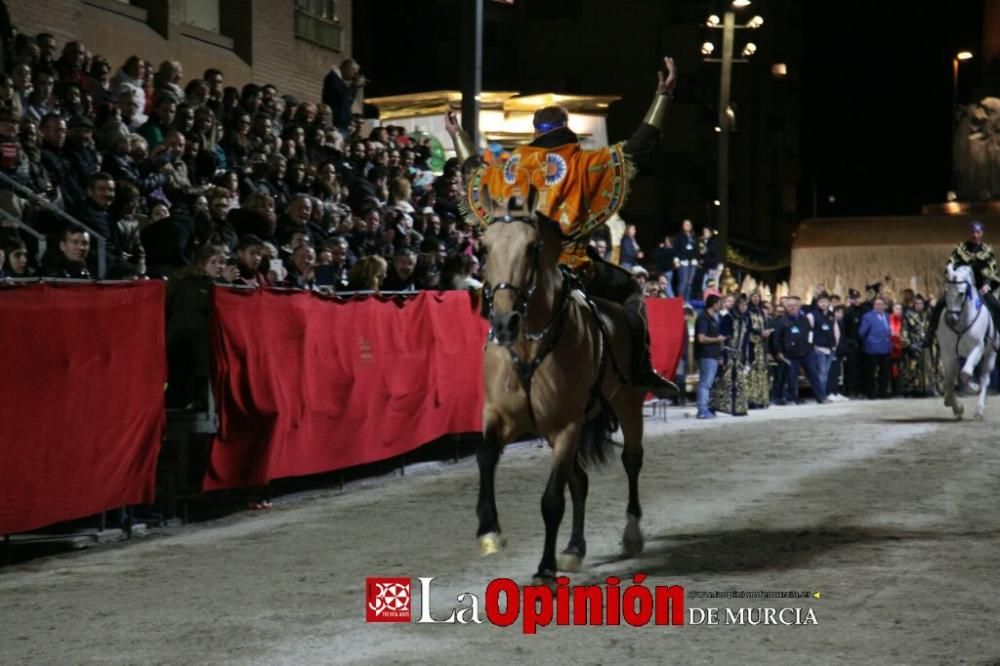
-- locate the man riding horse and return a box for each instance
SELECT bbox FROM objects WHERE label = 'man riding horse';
[928,220,1000,340]
[444,57,679,398]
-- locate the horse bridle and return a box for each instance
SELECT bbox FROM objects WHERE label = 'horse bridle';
[482,214,565,343]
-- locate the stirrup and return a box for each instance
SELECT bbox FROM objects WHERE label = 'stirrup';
[635,368,680,399]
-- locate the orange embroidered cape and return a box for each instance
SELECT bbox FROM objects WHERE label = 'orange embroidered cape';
[465,141,635,269]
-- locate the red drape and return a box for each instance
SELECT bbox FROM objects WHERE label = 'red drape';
[206,290,686,491]
[0,282,166,535]
[647,297,686,380]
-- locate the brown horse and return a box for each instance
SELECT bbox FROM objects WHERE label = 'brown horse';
[475,188,647,583]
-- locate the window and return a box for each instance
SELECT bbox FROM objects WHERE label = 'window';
[295,0,343,51]
[182,0,220,33]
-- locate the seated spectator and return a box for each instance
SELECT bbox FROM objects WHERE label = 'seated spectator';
[104,126,165,196]
[11,62,32,101]
[23,67,58,124]
[0,237,33,277]
[72,172,118,271]
[233,191,277,241]
[314,236,350,289]
[86,55,114,108]
[111,181,146,275]
[184,78,209,108]
[277,193,314,246]
[55,41,87,88]
[116,82,148,130]
[346,254,387,292]
[153,60,185,105]
[232,234,269,287]
[139,94,177,149]
[382,247,418,291]
[222,111,252,170]
[0,74,24,119]
[282,242,316,289]
[40,226,91,279]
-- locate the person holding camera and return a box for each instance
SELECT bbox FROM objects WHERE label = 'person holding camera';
[322,58,367,132]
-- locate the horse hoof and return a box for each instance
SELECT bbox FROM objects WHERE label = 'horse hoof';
[974,411,984,420]
[622,515,644,557]
[968,382,980,393]
[557,552,584,573]
[532,571,557,588]
[478,532,506,557]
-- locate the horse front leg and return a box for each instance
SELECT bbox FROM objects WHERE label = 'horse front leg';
[535,423,580,584]
[962,343,985,392]
[557,457,588,573]
[477,413,507,556]
[942,352,964,419]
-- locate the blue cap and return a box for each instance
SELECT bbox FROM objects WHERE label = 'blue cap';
[971,220,984,233]
[533,120,566,133]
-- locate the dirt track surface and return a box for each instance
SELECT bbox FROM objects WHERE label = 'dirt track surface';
[2,397,1000,665]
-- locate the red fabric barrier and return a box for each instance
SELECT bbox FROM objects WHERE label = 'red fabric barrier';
[205,289,490,490]
[0,282,166,534]
[207,290,686,491]
[647,297,686,380]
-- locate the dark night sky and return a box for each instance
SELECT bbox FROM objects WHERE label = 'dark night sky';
[355,0,988,233]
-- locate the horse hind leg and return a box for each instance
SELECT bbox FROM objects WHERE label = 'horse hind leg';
[557,457,588,573]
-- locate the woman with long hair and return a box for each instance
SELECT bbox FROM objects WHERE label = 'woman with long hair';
[346,255,387,292]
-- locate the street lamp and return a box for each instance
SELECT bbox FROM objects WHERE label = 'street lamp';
[951,50,974,194]
[702,3,761,256]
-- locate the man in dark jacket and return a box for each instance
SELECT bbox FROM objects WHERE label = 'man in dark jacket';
[673,219,699,302]
[72,172,119,274]
[772,296,828,405]
[842,288,864,397]
[322,59,366,131]
[40,226,91,279]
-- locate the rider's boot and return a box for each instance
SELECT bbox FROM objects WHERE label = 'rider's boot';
[623,294,680,399]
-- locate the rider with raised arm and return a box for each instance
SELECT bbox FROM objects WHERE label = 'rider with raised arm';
[444,57,679,398]
[928,220,1000,338]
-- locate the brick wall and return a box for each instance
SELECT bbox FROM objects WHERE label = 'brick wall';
[6,0,350,105]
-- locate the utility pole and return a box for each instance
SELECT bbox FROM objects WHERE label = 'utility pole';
[460,0,484,148]
[717,10,735,256]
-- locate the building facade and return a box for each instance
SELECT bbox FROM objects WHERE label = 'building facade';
[5,0,352,102]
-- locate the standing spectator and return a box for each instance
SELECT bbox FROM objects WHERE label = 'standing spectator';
[694,294,725,419]
[773,296,827,405]
[889,301,905,395]
[619,223,643,269]
[807,291,839,400]
[322,58,367,131]
[842,288,864,397]
[699,226,721,296]
[746,290,771,408]
[900,295,934,397]
[673,219,699,301]
[858,296,893,400]
[827,305,850,400]
[653,234,675,297]
[711,294,751,416]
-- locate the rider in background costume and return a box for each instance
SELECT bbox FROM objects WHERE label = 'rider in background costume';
[928,220,1000,339]
[445,57,679,397]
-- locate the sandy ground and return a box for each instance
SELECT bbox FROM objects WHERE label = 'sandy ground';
[2,397,1000,665]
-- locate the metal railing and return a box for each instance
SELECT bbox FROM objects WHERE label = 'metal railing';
[0,172,108,278]
[0,207,46,261]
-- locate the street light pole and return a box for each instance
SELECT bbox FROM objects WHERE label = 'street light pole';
[951,51,973,194]
[461,0,484,148]
[717,10,735,256]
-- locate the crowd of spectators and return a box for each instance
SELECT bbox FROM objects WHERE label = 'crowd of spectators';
[0,31,486,297]
[692,283,938,419]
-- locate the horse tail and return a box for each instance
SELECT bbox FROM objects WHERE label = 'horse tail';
[578,392,618,468]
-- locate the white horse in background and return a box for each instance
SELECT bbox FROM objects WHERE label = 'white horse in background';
[938,263,1000,419]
